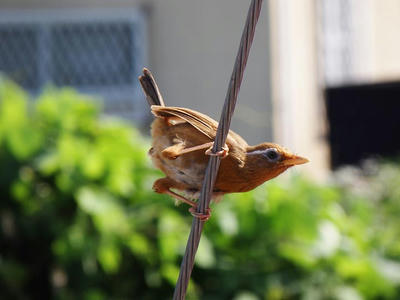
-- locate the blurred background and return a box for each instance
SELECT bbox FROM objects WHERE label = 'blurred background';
[0,0,400,299]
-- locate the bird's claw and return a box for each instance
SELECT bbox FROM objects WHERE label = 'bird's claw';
[205,144,229,159]
[189,207,212,221]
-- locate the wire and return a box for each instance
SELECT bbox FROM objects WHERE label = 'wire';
[172,1,264,299]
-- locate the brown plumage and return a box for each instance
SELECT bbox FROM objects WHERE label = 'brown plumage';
[139,68,308,220]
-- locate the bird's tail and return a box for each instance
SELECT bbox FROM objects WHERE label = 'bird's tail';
[139,68,165,107]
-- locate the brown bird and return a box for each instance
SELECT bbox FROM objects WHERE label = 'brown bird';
[139,68,308,221]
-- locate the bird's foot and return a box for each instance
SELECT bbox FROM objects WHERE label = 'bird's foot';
[189,207,212,221]
[205,144,229,159]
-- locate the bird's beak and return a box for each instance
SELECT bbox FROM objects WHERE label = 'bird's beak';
[282,155,309,166]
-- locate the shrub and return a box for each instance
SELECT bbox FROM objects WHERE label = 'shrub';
[1,80,399,299]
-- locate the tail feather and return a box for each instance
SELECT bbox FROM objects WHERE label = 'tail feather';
[139,68,165,107]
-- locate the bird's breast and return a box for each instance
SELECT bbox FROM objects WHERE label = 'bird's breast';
[150,118,210,189]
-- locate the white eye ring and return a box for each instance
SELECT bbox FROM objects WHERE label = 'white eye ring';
[264,148,280,162]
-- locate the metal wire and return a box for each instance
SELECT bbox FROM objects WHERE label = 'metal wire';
[173,1,264,299]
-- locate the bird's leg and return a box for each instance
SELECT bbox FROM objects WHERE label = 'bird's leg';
[161,143,186,159]
[205,143,229,158]
[153,178,196,206]
[153,178,211,221]
[162,141,229,159]
[188,192,223,221]
[162,142,213,159]
[188,207,212,221]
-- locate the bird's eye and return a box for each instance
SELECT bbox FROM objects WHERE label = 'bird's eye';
[264,148,280,162]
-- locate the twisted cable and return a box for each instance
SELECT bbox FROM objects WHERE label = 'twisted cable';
[173,1,264,298]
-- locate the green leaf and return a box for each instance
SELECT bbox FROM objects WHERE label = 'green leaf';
[97,241,121,274]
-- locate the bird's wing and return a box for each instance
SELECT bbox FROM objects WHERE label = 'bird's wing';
[151,106,218,139]
[151,105,248,147]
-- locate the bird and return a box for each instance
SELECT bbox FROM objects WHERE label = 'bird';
[139,68,308,221]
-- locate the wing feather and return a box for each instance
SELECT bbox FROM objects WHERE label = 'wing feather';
[151,105,248,147]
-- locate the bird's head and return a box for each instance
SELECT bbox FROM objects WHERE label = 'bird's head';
[245,142,308,182]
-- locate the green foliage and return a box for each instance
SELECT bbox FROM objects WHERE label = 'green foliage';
[0,80,400,299]
[202,172,400,300]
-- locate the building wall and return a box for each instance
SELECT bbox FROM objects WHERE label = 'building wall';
[0,0,273,146]
[320,0,400,86]
[147,1,273,145]
[268,0,400,178]
[4,0,398,177]
[269,0,329,179]
[371,0,400,81]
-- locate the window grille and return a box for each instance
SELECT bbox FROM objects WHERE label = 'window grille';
[0,9,148,121]
[318,0,354,86]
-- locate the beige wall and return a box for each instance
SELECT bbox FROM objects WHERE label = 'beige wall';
[370,0,400,81]
[357,0,400,82]
[269,0,329,179]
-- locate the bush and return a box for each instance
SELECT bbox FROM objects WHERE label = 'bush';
[0,80,399,299]
[0,80,181,299]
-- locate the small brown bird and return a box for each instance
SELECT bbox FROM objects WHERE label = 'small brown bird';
[139,68,308,221]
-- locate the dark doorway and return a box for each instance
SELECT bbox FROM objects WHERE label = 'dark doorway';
[325,81,400,169]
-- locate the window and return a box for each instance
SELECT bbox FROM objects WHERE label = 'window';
[0,9,148,120]
[326,81,400,168]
